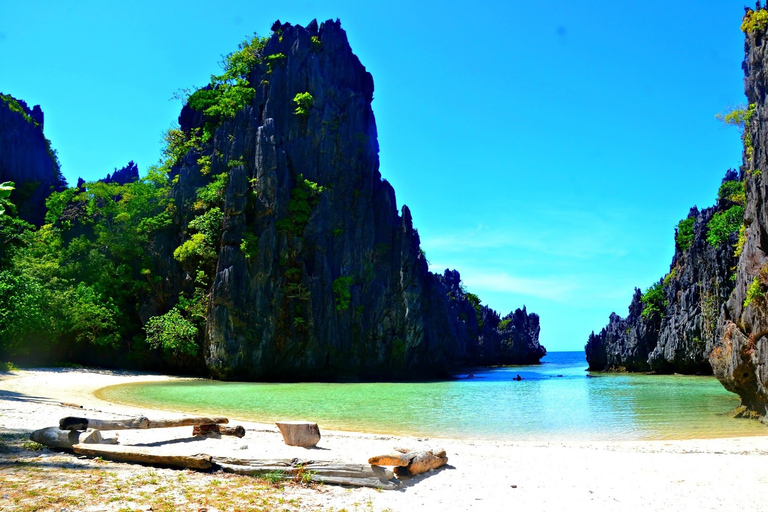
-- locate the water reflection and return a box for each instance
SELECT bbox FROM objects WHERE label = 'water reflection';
[97,352,767,441]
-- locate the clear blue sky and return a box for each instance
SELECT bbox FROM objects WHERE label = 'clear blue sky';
[0,1,747,352]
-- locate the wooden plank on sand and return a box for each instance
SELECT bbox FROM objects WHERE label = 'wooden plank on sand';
[72,443,214,470]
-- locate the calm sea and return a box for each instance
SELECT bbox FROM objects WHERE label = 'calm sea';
[97,351,768,441]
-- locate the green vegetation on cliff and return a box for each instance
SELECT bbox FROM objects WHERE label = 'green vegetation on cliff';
[675,217,695,250]
[706,205,744,247]
[741,8,768,33]
[640,282,667,320]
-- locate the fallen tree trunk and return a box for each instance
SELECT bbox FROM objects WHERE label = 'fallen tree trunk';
[30,427,104,450]
[60,416,229,431]
[72,443,214,470]
[213,456,398,490]
[368,448,448,476]
[193,424,246,438]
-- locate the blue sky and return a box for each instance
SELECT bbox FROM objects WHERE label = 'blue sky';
[0,1,748,352]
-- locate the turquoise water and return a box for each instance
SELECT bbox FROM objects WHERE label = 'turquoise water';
[97,351,768,441]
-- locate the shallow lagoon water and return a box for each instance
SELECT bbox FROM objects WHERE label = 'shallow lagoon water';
[97,352,768,441]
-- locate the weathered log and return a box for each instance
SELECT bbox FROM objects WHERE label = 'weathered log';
[275,421,321,447]
[367,453,411,467]
[60,416,150,431]
[30,427,104,450]
[72,443,213,470]
[213,457,398,489]
[369,448,448,477]
[192,424,246,438]
[394,450,448,476]
[60,416,229,431]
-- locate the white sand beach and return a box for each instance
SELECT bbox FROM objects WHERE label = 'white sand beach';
[2,367,768,511]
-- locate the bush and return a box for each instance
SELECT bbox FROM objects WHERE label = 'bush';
[676,217,695,251]
[0,181,13,216]
[332,276,354,311]
[187,34,267,141]
[293,92,314,117]
[716,105,749,132]
[275,176,324,236]
[718,180,745,206]
[742,9,768,33]
[145,307,198,358]
[706,206,744,247]
[641,282,667,320]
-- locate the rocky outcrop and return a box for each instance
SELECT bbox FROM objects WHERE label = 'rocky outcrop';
[437,269,545,366]
[164,20,544,380]
[586,173,740,373]
[102,161,140,185]
[710,5,768,419]
[0,93,66,225]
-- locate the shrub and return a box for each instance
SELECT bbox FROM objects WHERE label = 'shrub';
[641,282,667,320]
[734,224,747,258]
[718,180,746,206]
[145,307,198,358]
[265,53,286,73]
[293,92,314,117]
[676,217,695,251]
[745,277,763,309]
[742,9,768,33]
[187,34,267,141]
[332,275,354,311]
[662,268,677,287]
[275,176,324,236]
[0,181,13,216]
[706,206,744,247]
[716,105,749,132]
[240,232,259,260]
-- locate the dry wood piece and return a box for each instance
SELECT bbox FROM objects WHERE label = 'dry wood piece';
[213,456,398,490]
[368,448,448,476]
[30,427,104,450]
[193,424,246,438]
[275,421,321,447]
[59,416,229,431]
[72,443,214,470]
[367,453,410,467]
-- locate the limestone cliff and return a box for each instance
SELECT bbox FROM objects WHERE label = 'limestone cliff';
[586,172,740,373]
[0,93,66,225]
[710,5,768,419]
[163,20,545,380]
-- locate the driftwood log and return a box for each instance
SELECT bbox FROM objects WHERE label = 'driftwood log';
[30,427,107,450]
[214,456,398,489]
[59,416,229,431]
[72,443,214,470]
[192,424,246,438]
[30,427,399,489]
[275,421,321,447]
[368,448,448,476]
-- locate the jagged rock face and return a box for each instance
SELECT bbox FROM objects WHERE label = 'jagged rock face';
[586,186,739,373]
[169,20,545,380]
[437,270,545,366]
[711,14,768,417]
[0,94,66,225]
[650,201,739,373]
[585,290,659,371]
[102,161,140,185]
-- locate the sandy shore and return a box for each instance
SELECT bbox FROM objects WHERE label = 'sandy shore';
[2,367,768,511]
